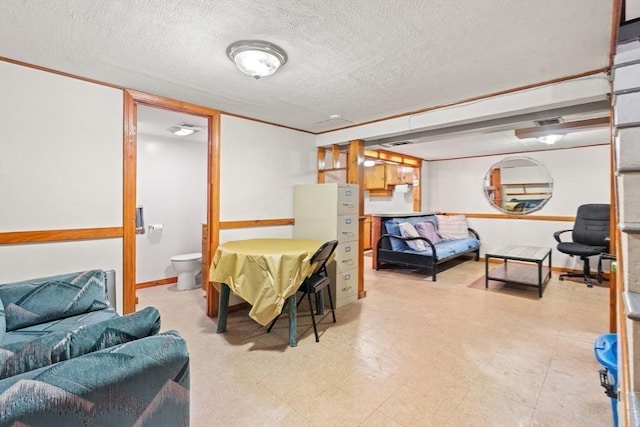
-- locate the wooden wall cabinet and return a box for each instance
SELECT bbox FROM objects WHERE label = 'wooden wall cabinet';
[364,164,386,190]
[365,164,415,197]
[385,165,414,185]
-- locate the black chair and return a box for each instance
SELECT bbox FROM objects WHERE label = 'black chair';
[267,240,338,342]
[554,204,610,287]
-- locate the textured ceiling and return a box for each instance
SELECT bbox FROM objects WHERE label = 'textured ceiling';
[0,0,614,137]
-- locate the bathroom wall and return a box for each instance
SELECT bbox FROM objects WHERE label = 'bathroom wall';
[0,60,125,311]
[136,133,207,284]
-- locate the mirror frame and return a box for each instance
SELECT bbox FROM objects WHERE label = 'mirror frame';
[483,156,553,215]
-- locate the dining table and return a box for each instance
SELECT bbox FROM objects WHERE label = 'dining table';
[209,237,323,347]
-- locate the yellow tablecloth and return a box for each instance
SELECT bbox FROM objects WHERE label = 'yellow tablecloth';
[209,238,323,326]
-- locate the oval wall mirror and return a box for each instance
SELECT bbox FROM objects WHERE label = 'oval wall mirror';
[483,157,553,214]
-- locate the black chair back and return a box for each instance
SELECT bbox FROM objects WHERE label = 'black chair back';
[310,240,339,276]
[572,204,610,247]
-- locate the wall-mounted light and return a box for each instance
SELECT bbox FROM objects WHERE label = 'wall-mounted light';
[364,159,376,167]
[227,40,287,79]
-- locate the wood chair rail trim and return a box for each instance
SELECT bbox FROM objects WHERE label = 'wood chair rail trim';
[0,227,123,244]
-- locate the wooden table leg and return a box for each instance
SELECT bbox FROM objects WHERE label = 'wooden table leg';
[206,281,219,317]
[216,283,230,333]
[288,293,297,347]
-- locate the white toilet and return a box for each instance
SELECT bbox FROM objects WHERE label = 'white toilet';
[171,252,202,290]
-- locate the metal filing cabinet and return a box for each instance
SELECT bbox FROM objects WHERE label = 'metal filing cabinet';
[294,183,359,308]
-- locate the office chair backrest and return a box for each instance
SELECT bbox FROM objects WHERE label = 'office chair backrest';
[310,240,339,276]
[573,204,610,247]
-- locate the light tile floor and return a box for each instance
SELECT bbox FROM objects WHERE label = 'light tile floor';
[137,259,613,427]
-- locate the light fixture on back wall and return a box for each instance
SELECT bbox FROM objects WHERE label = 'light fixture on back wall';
[226,40,287,79]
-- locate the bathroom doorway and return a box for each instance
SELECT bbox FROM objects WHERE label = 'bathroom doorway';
[135,105,207,291]
[123,90,221,314]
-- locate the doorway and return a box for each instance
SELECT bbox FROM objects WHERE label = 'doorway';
[135,105,207,290]
[123,90,220,314]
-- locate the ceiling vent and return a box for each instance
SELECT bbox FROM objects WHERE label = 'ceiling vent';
[381,141,413,147]
[534,117,563,126]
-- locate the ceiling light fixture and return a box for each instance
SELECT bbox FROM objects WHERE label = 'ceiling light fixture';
[514,117,610,140]
[167,125,197,136]
[226,40,287,79]
[537,134,564,145]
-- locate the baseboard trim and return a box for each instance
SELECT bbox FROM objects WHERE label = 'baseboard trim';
[136,277,178,289]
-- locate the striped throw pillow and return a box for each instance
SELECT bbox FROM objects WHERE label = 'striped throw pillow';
[436,215,469,240]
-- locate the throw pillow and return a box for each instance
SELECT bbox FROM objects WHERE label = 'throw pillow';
[415,221,441,244]
[384,221,410,251]
[0,270,110,332]
[398,222,427,251]
[436,215,470,240]
[0,306,161,379]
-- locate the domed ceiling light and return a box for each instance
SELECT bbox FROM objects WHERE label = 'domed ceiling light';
[226,40,287,79]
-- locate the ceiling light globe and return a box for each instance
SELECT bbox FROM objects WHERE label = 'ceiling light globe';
[227,40,287,79]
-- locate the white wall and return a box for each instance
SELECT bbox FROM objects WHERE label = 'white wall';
[0,61,124,310]
[219,115,317,304]
[426,145,611,269]
[136,134,207,283]
[365,187,414,213]
[219,114,317,232]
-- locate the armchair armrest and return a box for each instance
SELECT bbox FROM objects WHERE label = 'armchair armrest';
[468,228,480,240]
[553,229,572,243]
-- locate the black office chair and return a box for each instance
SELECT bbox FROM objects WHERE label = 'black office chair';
[267,240,338,342]
[554,204,610,287]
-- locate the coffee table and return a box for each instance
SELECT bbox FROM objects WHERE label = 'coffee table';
[485,245,552,297]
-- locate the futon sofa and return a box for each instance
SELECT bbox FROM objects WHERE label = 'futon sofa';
[376,214,480,281]
[0,270,190,427]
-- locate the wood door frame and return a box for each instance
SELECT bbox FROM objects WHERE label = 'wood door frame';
[123,89,220,313]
